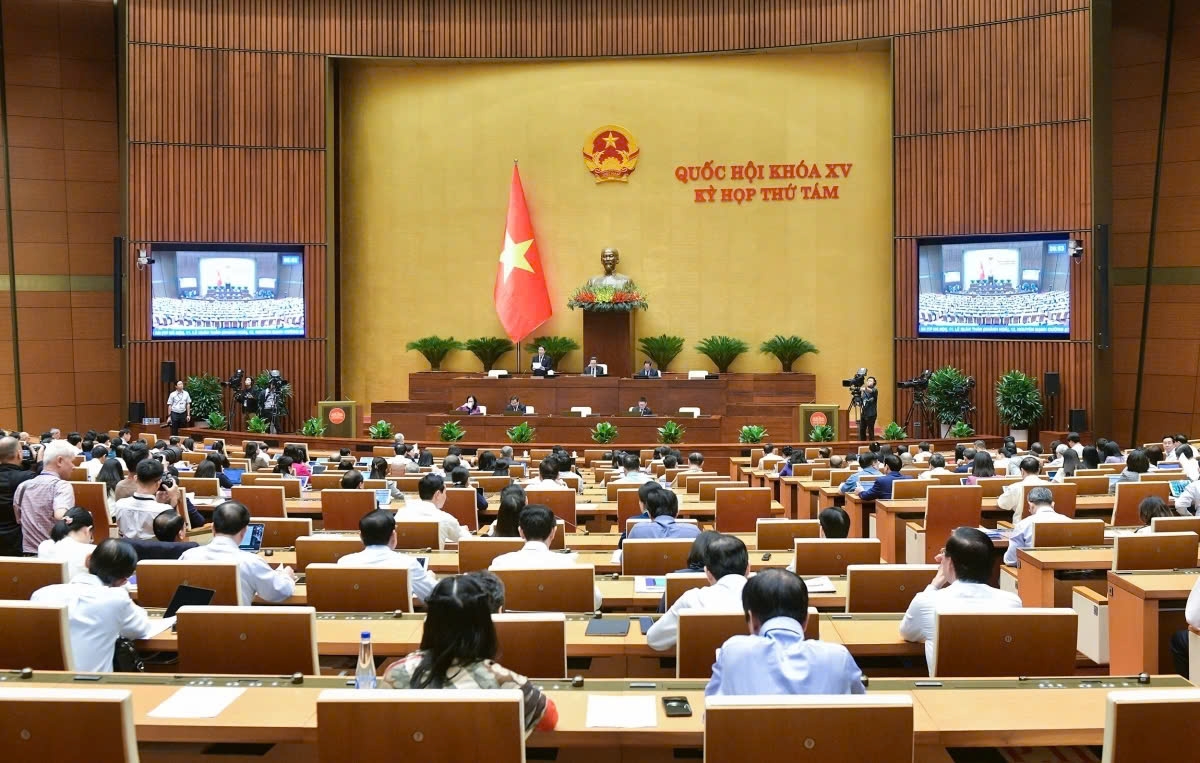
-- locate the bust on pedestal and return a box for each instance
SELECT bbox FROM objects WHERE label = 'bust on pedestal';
[570,248,647,379]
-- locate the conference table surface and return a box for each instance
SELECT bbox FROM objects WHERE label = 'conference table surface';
[1011,545,1200,607]
[17,671,1189,751]
[1105,570,1199,675]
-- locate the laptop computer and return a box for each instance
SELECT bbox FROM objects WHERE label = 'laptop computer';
[224,467,244,485]
[238,522,266,551]
[163,584,217,619]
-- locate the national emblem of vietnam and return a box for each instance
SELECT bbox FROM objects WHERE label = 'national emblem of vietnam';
[582,125,640,183]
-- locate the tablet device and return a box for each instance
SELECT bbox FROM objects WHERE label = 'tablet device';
[1170,480,1190,499]
[375,488,394,506]
[239,522,265,551]
[585,618,631,637]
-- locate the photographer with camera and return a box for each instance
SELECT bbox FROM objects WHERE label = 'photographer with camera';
[260,370,288,434]
[859,376,878,441]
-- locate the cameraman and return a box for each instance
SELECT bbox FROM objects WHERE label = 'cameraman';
[237,375,257,428]
[859,376,878,441]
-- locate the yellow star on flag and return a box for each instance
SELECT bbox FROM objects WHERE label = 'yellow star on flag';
[498,230,535,281]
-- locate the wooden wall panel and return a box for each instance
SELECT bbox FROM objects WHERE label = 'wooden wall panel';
[895,122,1093,237]
[127,145,325,243]
[127,46,325,148]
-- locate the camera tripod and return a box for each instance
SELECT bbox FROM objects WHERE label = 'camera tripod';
[902,388,936,438]
[847,386,863,426]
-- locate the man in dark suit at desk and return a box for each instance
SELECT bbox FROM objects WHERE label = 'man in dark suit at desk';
[531,345,553,375]
[636,360,661,378]
[636,397,653,416]
[858,454,911,501]
[583,356,604,377]
[504,396,526,413]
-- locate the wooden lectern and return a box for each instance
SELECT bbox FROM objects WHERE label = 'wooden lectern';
[799,403,841,442]
[316,400,357,438]
[582,310,634,378]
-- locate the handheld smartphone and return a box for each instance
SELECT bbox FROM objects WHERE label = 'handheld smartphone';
[662,696,692,717]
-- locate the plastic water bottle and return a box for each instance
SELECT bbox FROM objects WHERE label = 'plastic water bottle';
[355,631,376,689]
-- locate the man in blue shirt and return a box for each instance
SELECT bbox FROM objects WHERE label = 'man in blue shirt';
[706,568,865,696]
[617,481,662,548]
[838,453,881,494]
[859,454,911,501]
[628,488,701,540]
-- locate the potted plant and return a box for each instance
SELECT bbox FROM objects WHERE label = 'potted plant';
[994,370,1044,442]
[809,424,834,442]
[591,421,619,444]
[368,420,394,440]
[206,411,228,430]
[506,421,536,444]
[464,336,515,372]
[300,417,327,437]
[695,335,749,373]
[738,425,768,444]
[637,335,685,371]
[438,420,466,442]
[883,421,907,441]
[523,336,581,369]
[185,373,224,422]
[949,421,975,438]
[657,420,686,444]
[759,335,819,372]
[405,336,463,371]
[926,366,974,437]
[246,414,269,435]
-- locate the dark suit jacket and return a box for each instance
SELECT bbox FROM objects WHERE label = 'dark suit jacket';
[636,368,661,378]
[584,365,603,377]
[127,538,200,560]
[531,354,554,372]
[859,472,911,501]
[504,404,527,414]
[861,387,878,418]
[638,407,654,416]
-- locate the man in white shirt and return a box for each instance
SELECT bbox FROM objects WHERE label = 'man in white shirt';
[166,379,191,436]
[1163,436,1178,460]
[113,458,178,540]
[918,453,952,480]
[996,456,1048,519]
[1003,487,1074,566]
[394,473,471,550]
[386,443,413,475]
[524,459,572,490]
[899,527,1022,673]
[179,501,296,606]
[1067,432,1084,457]
[31,538,154,672]
[611,453,652,485]
[647,534,749,651]
[913,443,933,463]
[84,444,109,481]
[1170,573,1200,676]
[489,504,602,610]
[338,509,436,602]
[758,444,783,469]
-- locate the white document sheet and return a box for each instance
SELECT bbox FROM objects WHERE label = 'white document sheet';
[585,694,657,729]
[147,687,246,719]
[802,576,836,593]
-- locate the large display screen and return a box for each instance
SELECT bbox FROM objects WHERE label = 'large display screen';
[150,246,305,338]
[917,236,1071,338]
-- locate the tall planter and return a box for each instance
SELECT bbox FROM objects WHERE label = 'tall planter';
[995,370,1044,439]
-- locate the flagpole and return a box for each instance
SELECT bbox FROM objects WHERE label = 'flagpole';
[513,158,520,378]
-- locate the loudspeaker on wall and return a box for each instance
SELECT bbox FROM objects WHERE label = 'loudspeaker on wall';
[160,361,177,384]
[129,401,146,423]
[1044,372,1060,397]
[1069,409,1087,433]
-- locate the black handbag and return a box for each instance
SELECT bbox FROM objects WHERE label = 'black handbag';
[113,638,145,672]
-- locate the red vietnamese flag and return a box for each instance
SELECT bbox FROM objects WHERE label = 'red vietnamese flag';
[494,164,553,341]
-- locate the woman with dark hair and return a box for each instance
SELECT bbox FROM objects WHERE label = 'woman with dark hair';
[450,466,489,519]
[455,395,482,415]
[477,450,497,472]
[204,452,234,488]
[181,437,195,452]
[244,441,270,471]
[1112,449,1150,493]
[370,457,403,500]
[485,484,526,537]
[1136,495,1173,534]
[1053,449,1080,483]
[417,449,434,468]
[284,445,311,477]
[1103,441,1126,465]
[194,460,217,479]
[1145,444,1165,469]
[37,506,95,578]
[275,455,294,476]
[1081,445,1101,470]
[381,575,558,735]
[96,458,124,511]
[963,451,995,485]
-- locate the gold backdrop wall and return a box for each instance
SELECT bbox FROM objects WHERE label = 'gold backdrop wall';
[340,49,895,417]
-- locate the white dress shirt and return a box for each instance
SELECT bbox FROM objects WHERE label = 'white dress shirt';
[1071,443,1085,457]
[996,474,1049,518]
[167,390,191,413]
[1175,482,1200,515]
[1186,575,1200,628]
[1003,506,1075,566]
[914,451,932,463]
[394,499,471,550]
[337,545,436,601]
[918,466,952,480]
[37,536,96,580]
[612,471,652,485]
[31,573,153,672]
[179,535,295,605]
[898,580,1022,672]
[84,457,105,482]
[523,478,571,491]
[489,540,603,610]
[1180,455,1200,482]
[112,494,161,540]
[646,573,747,651]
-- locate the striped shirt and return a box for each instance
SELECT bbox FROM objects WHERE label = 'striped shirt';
[15,472,75,553]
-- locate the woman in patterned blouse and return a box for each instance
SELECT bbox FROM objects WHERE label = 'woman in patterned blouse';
[381,574,558,736]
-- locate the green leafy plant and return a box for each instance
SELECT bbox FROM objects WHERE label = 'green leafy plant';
[300,417,327,437]
[809,424,835,442]
[638,334,685,371]
[657,420,686,444]
[882,421,908,440]
[738,425,769,444]
[252,371,293,418]
[949,421,975,438]
[246,414,269,435]
[926,366,975,425]
[438,420,466,442]
[206,411,228,430]
[184,373,224,421]
[368,420,394,440]
[695,335,750,373]
[994,370,1044,430]
[759,335,819,372]
[506,421,536,444]
[591,421,619,444]
[523,336,581,368]
[463,336,515,372]
[405,336,463,371]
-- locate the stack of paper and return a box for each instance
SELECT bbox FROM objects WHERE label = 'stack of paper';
[801,576,836,594]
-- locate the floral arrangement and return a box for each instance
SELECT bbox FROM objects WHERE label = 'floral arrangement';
[567,282,648,312]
